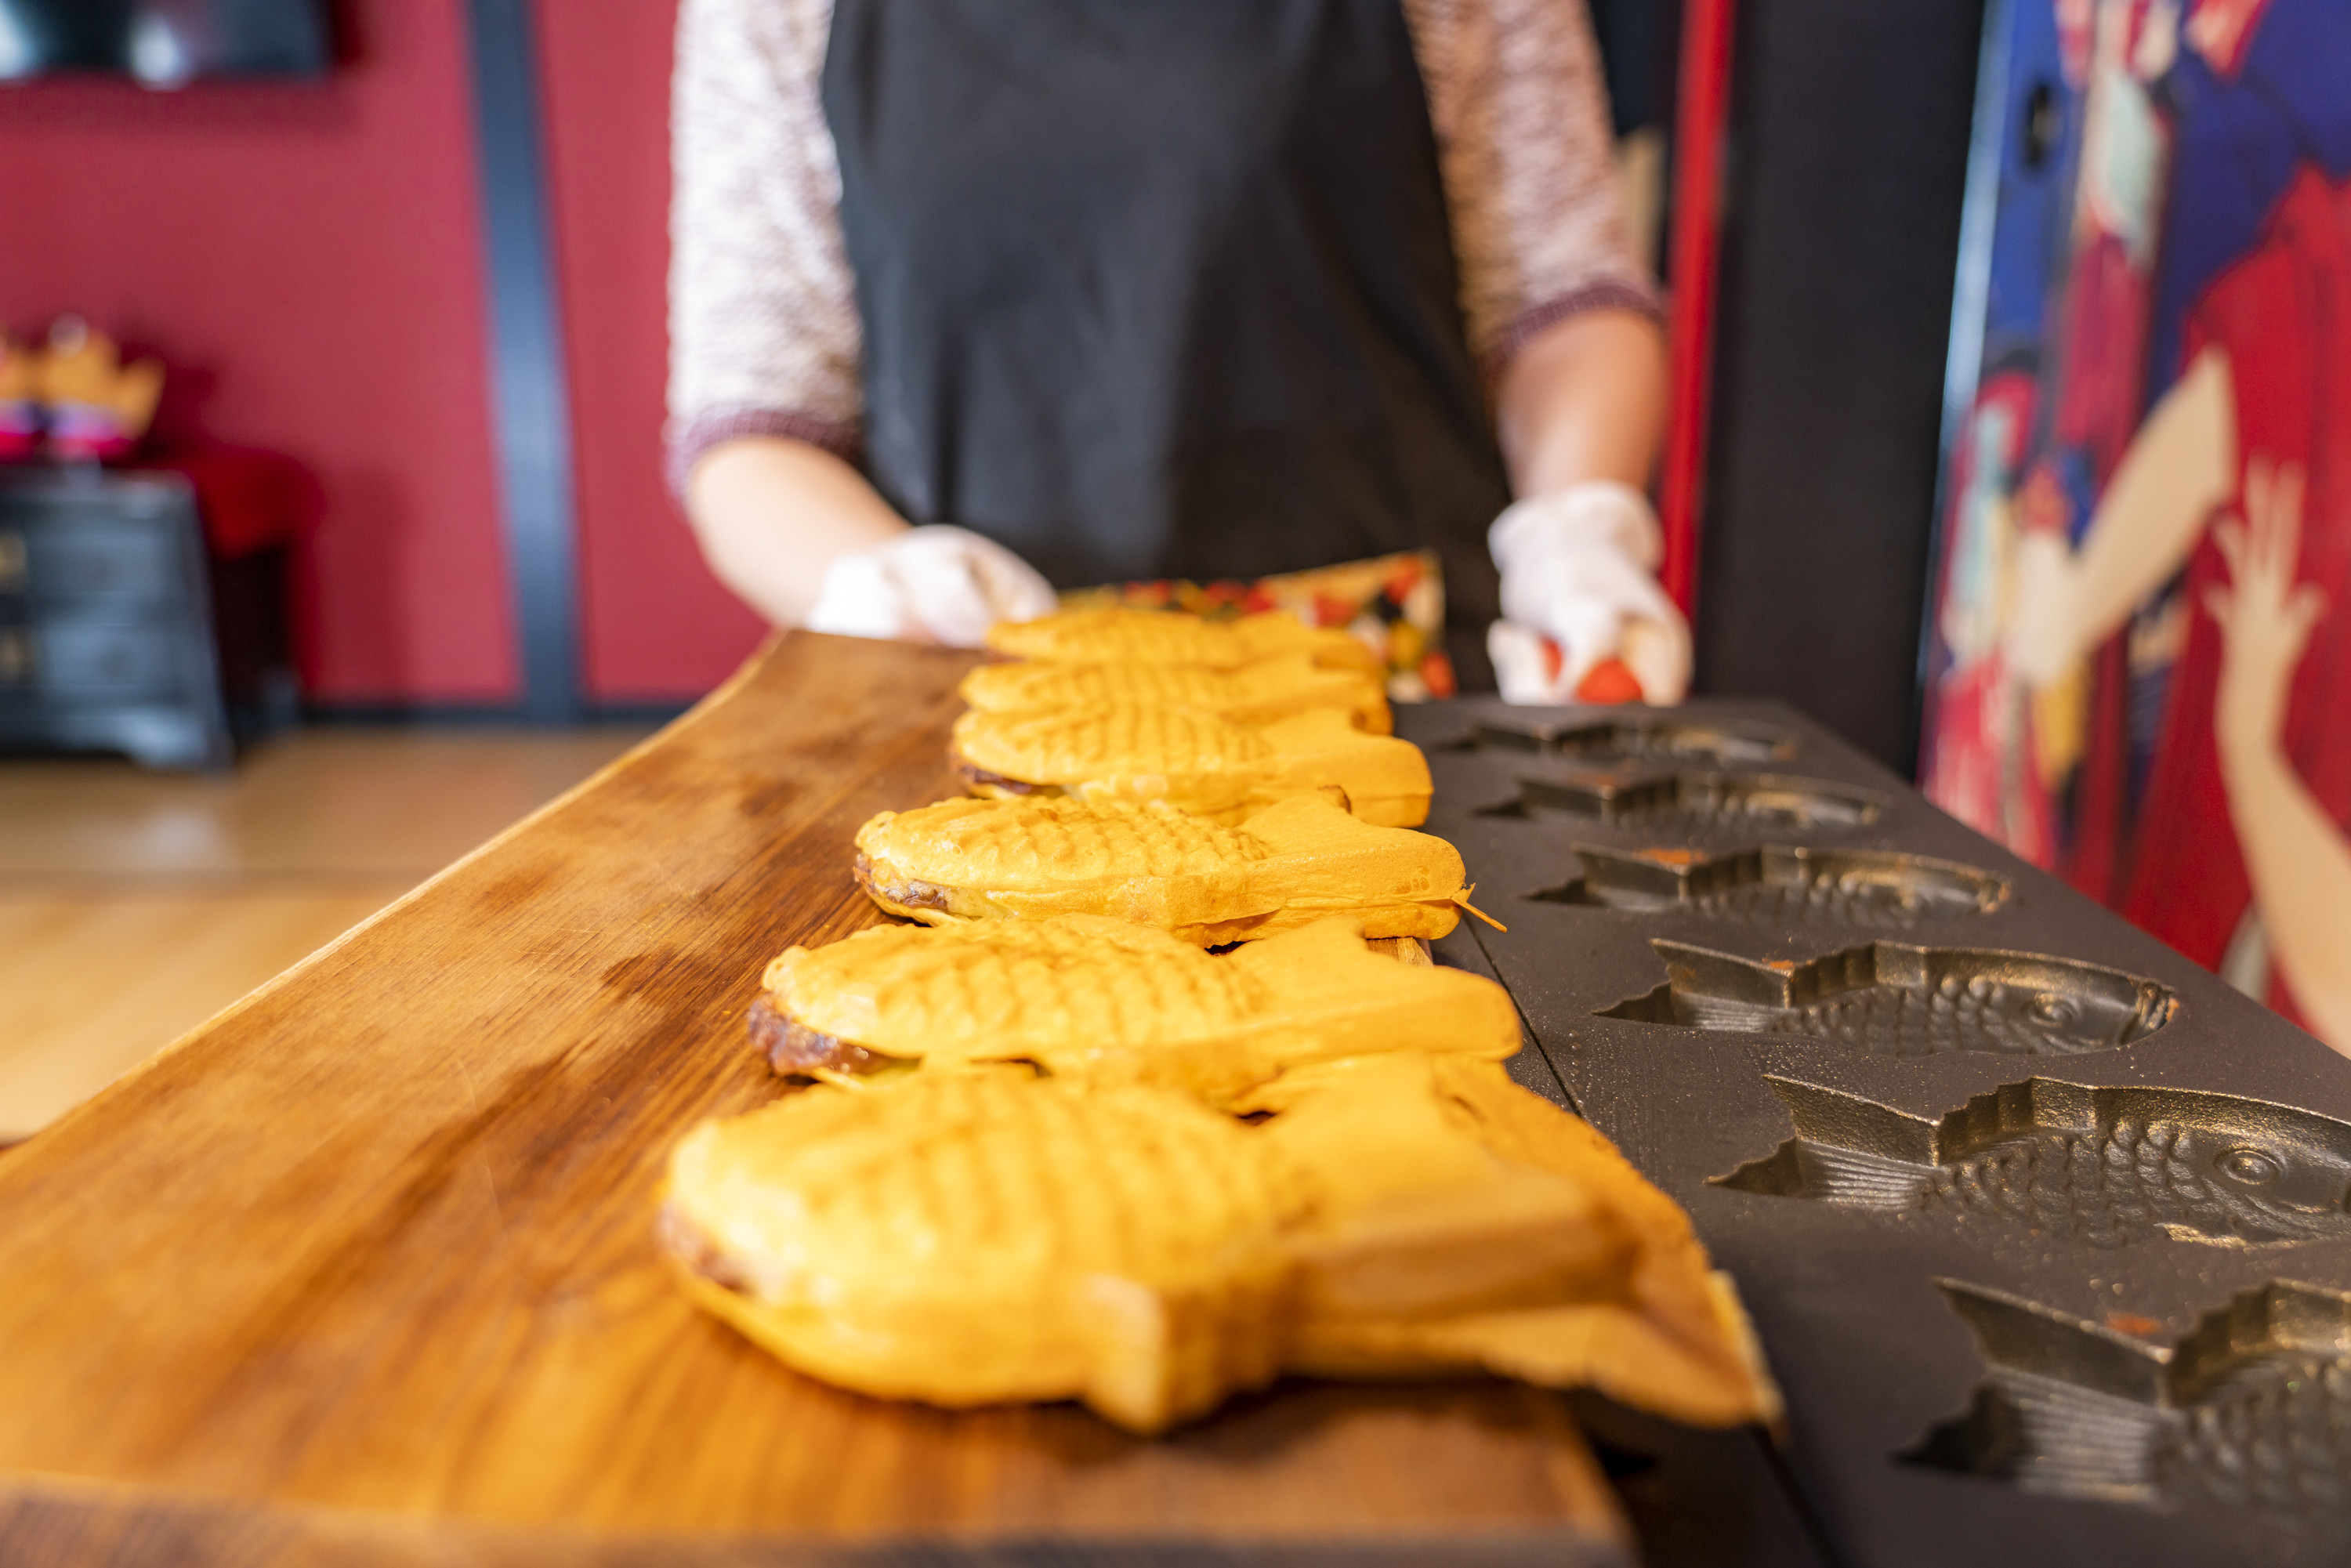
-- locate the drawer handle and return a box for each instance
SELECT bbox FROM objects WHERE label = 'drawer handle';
[0,533,23,593]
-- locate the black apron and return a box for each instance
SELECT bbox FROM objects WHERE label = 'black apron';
[821,0,1511,681]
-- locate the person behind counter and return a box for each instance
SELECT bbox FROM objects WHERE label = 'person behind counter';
[667,0,1684,704]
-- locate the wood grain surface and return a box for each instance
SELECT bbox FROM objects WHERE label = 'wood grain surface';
[0,634,1628,1567]
[0,727,649,1141]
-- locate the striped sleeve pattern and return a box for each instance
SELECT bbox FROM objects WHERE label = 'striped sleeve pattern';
[1404,0,1661,377]
[666,0,860,493]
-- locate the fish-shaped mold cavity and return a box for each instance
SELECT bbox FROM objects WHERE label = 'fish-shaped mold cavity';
[1712,1076,2351,1249]
[984,606,1383,675]
[959,650,1391,734]
[1907,1278,2351,1525]
[1476,770,1882,837]
[748,913,1522,1102]
[1598,940,2176,1058]
[951,703,1433,828]
[855,792,1475,945]
[660,1053,1782,1435]
[1453,715,1796,766]
[1531,844,2009,929]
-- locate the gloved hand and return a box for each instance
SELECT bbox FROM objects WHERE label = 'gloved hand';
[804,525,1059,648]
[1486,482,1691,705]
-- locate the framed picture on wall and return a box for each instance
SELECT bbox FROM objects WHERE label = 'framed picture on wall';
[0,0,333,85]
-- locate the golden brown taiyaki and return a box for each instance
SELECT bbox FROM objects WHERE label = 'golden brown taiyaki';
[854,792,1473,944]
[748,913,1520,1100]
[951,703,1433,827]
[986,607,1382,675]
[960,650,1392,733]
[661,1052,1780,1433]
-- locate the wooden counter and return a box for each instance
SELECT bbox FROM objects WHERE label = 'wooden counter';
[0,634,1628,1567]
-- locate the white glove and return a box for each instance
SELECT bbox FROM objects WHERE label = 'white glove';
[804,525,1058,648]
[1486,482,1691,704]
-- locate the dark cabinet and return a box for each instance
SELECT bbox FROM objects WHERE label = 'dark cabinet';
[0,471,237,770]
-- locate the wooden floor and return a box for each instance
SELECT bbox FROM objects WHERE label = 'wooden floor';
[0,726,650,1143]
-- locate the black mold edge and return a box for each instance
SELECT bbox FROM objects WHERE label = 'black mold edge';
[1528,844,2010,922]
[1444,715,1800,765]
[1707,1074,2351,1248]
[1475,772,1886,829]
[1595,940,2178,1056]
[1903,1278,2351,1526]
[1562,1391,1841,1568]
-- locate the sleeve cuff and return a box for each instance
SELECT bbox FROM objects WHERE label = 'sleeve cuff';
[665,407,864,500]
[1483,280,1667,384]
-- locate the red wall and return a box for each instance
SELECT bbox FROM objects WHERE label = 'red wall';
[0,0,518,704]
[534,0,766,702]
[0,0,763,708]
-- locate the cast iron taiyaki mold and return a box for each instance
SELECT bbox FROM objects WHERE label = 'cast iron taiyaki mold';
[1476,770,1884,835]
[1712,1076,2351,1249]
[1454,715,1798,766]
[1908,1279,2351,1526]
[1402,695,2351,1565]
[1598,940,2177,1058]
[1531,844,2011,928]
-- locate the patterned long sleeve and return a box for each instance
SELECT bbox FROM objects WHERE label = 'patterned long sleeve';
[1404,0,1660,374]
[666,0,860,493]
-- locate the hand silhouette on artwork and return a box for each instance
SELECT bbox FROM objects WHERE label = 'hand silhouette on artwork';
[2204,454,2351,1056]
[2002,347,2240,694]
[2003,469,2086,690]
[2208,457,2324,761]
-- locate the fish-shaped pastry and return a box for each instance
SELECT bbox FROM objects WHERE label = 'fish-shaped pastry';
[985,606,1382,675]
[1713,1076,2351,1250]
[661,1052,1781,1434]
[951,702,1433,827]
[854,792,1475,945]
[1911,1278,2351,1526]
[960,650,1392,733]
[749,913,1520,1100]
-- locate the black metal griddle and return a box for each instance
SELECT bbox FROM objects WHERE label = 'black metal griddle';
[1409,697,2351,1568]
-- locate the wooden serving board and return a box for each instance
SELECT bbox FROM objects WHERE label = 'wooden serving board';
[0,634,1628,1568]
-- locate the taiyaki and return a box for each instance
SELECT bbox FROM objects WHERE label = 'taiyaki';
[749,913,1520,1099]
[960,650,1391,733]
[1911,1278,2351,1525]
[854,792,1473,944]
[986,607,1382,675]
[661,1053,1780,1433]
[1599,940,2176,1058]
[951,703,1433,827]
[1713,1076,2351,1251]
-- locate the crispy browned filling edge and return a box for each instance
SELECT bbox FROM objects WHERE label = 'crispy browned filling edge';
[952,755,1056,795]
[744,995,1056,1088]
[851,852,956,914]
[654,1203,752,1292]
[747,994,886,1077]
